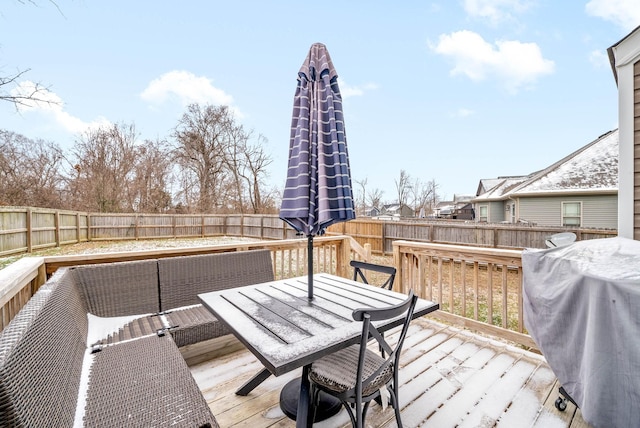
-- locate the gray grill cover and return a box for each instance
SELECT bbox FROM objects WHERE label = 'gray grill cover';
[523,237,640,428]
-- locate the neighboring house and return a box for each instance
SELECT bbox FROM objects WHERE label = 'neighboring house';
[434,201,454,218]
[472,129,619,228]
[364,206,381,217]
[435,195,475,219]
[381,203,415,218]
[472,176,531,223]
[609,25,640,239]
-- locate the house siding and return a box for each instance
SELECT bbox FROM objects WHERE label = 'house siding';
[634,60,640,239]
[518,195,618,229]
[488,201,505,223]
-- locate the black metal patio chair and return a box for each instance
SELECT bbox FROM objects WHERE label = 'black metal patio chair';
[350,260,396,290]
[308,291,418,428]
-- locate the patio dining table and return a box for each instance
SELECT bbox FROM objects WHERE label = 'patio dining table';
[198,272,439,428]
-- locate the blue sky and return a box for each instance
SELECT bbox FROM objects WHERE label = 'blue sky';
[1,1,638,203]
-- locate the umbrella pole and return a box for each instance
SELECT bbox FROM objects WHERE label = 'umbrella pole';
[307,234,314,300]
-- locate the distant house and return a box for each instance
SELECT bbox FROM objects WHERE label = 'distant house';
[435,195,475,219]
[472,129,618,228]
[381,203,415,218]
[364,206,381,217]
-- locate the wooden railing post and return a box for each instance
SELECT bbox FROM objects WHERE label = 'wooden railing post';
[392,241,402,293]
[335,236,351,278]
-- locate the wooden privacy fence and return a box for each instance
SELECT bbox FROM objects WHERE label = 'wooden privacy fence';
[0,207,617,257]
[0,235,355,331]
[392,240,535,349]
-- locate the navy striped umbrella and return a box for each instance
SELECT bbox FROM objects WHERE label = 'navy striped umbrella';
[280,43,355,299]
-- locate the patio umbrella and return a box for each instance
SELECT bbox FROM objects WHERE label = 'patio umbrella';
[280,43,355,300]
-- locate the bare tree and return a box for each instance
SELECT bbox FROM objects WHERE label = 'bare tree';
[410,177,439,217]
[0,71,61,111]
[2,1,63,110]
[172,104,274,214]
[395,169,412,213]
[366,188,384,211]
[172,104,234,212]
[0,130,66,208]
[354,178,368,216]
[130,138,173,213]
[238,134,273,213]
[69,123,138,212]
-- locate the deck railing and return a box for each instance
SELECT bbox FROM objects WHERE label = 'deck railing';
[2,235,538,349]
[392,240,536,349]
[1,235,363,331]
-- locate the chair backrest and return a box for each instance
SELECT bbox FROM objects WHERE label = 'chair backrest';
[351,291,417,396]
[73,259,161,317]
[350,260,396,290]
[158,249,274,310]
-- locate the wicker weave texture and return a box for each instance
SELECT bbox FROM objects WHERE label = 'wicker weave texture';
[0,269,87,428]
[96,314,167,346]
[83,335,218,428]
[158,249,274,310]
[73,260,161,317]
[166,305,231,348]
[309,344,392,396]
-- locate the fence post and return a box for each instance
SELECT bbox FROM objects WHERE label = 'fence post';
[76,212,81,244]
[87,213,92,241]
[54,210,60,248]
[26,208,32,253]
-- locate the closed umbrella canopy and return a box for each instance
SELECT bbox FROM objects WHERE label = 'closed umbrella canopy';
[280,43,355,299]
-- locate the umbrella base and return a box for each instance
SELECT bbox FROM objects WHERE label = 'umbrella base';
[279,377,342,422]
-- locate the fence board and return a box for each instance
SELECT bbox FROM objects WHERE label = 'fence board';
[0,208,618,257]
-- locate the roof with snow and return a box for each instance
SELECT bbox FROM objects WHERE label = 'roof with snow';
[473,129,618,201]
[473,176,531,201]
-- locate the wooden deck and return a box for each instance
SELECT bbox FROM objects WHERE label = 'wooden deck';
[186,317,592,428]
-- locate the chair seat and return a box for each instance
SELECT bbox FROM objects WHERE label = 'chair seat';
[309,345,392,397]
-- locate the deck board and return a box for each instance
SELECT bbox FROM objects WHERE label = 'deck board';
[189,317,592,427]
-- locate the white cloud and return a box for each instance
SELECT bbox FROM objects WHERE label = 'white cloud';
[586,0,640,32]
[452,108,475,118]
[339,80,379,98]
[431,30,555,93]
[141,70,234,107]
[589,49,610,68]
[10,81,110,134]
[463,0,532,24]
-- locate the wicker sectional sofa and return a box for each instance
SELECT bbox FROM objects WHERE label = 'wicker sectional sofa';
[0,249,274,427]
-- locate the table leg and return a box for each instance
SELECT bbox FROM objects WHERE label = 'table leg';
[296,365,312,428]
[236,367,272,396]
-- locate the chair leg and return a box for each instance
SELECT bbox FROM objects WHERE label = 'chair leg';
[390,384,403,428]
[362,401,372,427]
[343,402,357,427]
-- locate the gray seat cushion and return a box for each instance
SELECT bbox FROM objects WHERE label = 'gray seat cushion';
[309,345,392,397]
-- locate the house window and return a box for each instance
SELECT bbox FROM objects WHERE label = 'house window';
[562,202,582,226]
[479,205,488,222]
